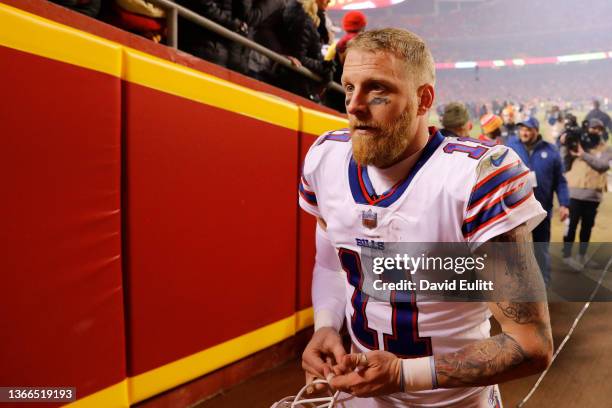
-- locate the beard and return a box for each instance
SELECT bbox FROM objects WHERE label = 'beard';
[351,110,415,168]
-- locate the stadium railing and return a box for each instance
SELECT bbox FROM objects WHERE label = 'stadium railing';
[150,0,345,95]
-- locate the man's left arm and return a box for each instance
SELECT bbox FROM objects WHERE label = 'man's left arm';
[329,224,553,396]
[435,224,553,387]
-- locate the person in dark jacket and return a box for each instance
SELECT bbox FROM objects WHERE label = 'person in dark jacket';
[281,0,333,101]
[177,0,250,73]
[507,117,570,285]
[315,0,331,46]
[247,0,289,85]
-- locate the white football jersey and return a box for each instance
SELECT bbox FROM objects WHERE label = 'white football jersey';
[299,128,546,407]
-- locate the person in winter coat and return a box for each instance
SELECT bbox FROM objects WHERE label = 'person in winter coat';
[177,0,250,73]
[280,0,333,101]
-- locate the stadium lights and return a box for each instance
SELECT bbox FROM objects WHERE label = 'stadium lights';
[328,0,407,10]
[557,52,607,63]
[454,61,477,69]
[435,50,612,70]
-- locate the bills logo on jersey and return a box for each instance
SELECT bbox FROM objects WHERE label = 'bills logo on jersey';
[362,209,378,229]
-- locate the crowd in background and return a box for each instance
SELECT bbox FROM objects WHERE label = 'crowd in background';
[438,99,611,284]
[360,0,612,61]
[435,61,612,108]
[48,0,369,107]
[48,0,612,114]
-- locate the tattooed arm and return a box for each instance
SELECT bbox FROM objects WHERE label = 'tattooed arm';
[434,223,553,387]
[328,224,552,396]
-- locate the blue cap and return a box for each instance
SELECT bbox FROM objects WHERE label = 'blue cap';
[518,117,539,130]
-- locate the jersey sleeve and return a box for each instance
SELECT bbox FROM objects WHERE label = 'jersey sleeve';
[463,146,547,246]
[298,129,350,218]
[298,172,320,218]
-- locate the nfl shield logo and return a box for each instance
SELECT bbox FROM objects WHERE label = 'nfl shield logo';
[362,209,378,229]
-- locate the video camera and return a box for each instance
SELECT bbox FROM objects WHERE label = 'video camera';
[561,114,601,152]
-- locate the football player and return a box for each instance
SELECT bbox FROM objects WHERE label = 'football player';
[298,28,553,407]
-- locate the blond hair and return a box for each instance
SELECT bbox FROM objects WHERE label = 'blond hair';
[299,0,320,27]
[347,28,435,87]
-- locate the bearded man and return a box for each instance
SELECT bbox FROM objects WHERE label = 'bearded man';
[297,28,553,407]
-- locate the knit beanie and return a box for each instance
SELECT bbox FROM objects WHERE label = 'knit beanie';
[480,114,503,134]
[342,11,367,33]
[441,102,470,129]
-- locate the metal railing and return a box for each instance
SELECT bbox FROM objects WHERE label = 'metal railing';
[150,0,344,94]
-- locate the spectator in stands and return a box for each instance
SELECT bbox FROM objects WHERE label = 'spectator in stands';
[315,0,333,46]
[501,106,518,140]
[507,117,570,285]
[478,113,503,144]
[336,11,367,63]
[561,118,612,268]
[50,0,100,17]
[440,102,472,138]
[177,0,249,73]
[281,0,334,101]
[322,10,367,112]
[247,0,289,85]
[109,0,166,43]
[585,100,611,140]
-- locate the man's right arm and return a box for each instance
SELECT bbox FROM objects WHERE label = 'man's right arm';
[302,219,347,385]
[312,220,346,331]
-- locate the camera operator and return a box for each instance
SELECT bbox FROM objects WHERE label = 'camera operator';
[561,118,612,267]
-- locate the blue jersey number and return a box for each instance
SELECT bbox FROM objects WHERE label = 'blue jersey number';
[338,248,432,358]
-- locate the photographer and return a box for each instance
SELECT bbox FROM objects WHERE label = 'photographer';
[561,118,612,267]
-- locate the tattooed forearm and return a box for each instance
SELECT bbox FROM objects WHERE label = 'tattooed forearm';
[495,302,539,324]
[368,97,390,105]
[485,223,545,301]
[434,333,526,387]
[495,302,553,352]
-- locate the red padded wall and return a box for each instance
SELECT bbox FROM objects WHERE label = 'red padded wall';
[0,46,125,402]
[123,82,298,375]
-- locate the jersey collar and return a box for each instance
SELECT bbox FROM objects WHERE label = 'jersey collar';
[349,128,444,207]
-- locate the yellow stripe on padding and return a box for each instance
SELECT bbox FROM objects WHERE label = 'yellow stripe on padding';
[0,3,122,77]
[295,307,314,332]
[63,380,129,408]
[62,309,314,406]
[124,48,299,131]
[128,314,297,404]
[0,3,299,131]
[300,107,348,137]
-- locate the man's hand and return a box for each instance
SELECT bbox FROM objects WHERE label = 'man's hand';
[302,327,346,391]
[329,351,402,397]
[559,205,569,221]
